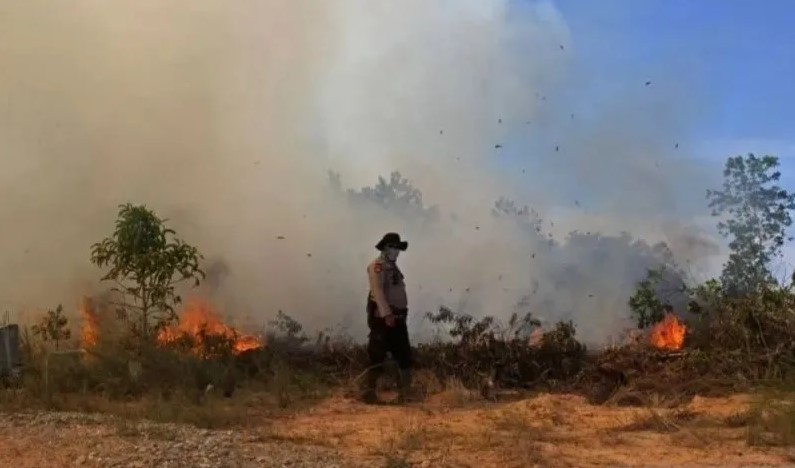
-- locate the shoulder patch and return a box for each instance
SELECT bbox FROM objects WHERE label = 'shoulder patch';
[373,263,382,273]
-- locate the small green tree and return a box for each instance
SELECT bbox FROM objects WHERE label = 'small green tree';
[628,268,670,328]
[707,154,795,295]
[31,304,71,350]
[90,203,205,340]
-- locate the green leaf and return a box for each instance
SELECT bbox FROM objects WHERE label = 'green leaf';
[90,203,204,337]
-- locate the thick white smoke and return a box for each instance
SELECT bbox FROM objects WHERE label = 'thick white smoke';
[0,0,721,344]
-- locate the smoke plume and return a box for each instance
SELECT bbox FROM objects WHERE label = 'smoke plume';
[0,0,721,344]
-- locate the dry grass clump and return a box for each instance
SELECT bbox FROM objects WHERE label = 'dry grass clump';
[741,389,795,446]
[0,319,337,427]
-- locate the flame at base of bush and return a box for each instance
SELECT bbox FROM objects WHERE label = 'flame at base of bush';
[648,313,686,351]
[157,300,263,357]
[80,297,100,350]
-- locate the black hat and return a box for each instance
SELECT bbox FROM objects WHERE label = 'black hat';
[375,232,408,251]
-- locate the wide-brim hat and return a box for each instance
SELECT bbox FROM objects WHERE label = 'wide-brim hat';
[375,232,408,251]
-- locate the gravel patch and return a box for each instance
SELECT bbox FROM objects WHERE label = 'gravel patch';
[0,411,358,468]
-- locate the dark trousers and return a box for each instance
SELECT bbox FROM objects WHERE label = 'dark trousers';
[365,301,412,387]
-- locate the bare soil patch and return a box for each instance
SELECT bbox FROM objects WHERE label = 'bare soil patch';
[4,391,783,468]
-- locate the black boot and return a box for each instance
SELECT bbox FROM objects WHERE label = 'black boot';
[360,367,381,404]
[397,368,415,403]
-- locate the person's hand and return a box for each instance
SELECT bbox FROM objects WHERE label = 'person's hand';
[384,314,396,327]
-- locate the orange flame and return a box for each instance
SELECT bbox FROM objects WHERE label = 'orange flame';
[528,327,544,348]
[648,313,686,351]
[157,299,263,356]
[80,296,100,350]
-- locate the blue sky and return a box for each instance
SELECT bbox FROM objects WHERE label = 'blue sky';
[551,0,795,163]
[499,0,795,276]
[503,0,795,204]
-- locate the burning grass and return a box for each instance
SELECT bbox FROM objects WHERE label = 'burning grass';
[648,313,686,351]
[2,299,341,426]
[156,300,263,357]
[8,289,795,436]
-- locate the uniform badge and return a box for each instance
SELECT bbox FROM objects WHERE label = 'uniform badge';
[373,263,382,273]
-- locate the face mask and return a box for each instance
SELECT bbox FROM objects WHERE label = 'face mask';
[385,247,400,262]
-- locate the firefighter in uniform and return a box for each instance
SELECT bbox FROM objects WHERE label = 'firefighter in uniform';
[362,232,413,404]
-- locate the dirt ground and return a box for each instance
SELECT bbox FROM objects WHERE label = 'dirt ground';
[2,391,794,468]
[271,391,795,467]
